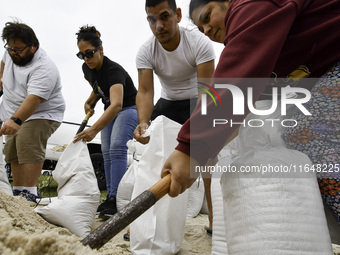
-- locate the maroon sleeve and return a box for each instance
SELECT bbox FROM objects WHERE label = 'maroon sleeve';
[175,0,299,165]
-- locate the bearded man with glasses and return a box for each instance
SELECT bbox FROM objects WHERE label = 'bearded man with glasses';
[0,21,65,202]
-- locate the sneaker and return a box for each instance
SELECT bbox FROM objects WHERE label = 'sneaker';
[99,196,117,216]
[12,189,22,196]
[19,190,41,203]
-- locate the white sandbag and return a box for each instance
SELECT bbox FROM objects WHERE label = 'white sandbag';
[116,158,138,212]
[35,140,100,238]
[200,195,209,215]
[210,144,233,255]
[211,175,228,255]
[130,116,188,255]
[118,141,202,218]
[221,148,332,255]
[187,177,205,218]
[35,195,98,237]
[218,100,332,255]
[117,139,146,212]
[0,136,12,195]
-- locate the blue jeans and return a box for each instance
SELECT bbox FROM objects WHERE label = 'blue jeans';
[101,105,138,197]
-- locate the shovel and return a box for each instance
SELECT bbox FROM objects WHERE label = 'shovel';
[82,173,171,249]
[76,112,92,134]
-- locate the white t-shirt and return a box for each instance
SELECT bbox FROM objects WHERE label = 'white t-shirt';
[0,48,65,123]
[136,27,215,101]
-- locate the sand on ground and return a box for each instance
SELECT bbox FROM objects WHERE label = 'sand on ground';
[1,190,339,255]
[0,190,212,255]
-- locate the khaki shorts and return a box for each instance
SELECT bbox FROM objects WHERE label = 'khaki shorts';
[4,119,61,164]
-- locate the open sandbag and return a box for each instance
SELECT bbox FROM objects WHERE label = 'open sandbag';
[130,116,189,255]
[35,140,100,238]
[118,138,204,219]
[116,157,138,212]
[0,136,12,195]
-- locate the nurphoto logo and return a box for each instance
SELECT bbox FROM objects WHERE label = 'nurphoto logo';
[197,78,313,128]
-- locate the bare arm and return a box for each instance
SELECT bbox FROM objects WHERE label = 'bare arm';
[84,90,100,116]
[0,94,45,136]
[197,59,215,102]
[0,61,4,90]
[74,84,124,143]
[134,68,154,144]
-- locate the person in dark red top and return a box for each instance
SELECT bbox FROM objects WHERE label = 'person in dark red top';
[161,0,340,253]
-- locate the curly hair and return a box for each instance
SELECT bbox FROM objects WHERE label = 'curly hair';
[76,25,102,47]
[1,21,39,48]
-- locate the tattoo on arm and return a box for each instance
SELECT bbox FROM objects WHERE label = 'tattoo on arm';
[138,69,147,80]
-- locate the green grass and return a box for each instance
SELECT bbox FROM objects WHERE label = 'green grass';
[36,175,107,201]
[38,175,59,198]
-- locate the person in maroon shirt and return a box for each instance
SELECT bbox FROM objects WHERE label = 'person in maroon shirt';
[161,0,340,253]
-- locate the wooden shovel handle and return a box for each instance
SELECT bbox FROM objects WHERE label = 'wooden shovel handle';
[148,173,171,200]
[82,173,171,249]
[76,112,92,134]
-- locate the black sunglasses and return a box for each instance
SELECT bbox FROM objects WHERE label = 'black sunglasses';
[76,45,100,60]
[4,44,30,54]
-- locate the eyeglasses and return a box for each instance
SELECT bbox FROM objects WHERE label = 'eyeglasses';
[76,45,100,60]
[4,44,30,54]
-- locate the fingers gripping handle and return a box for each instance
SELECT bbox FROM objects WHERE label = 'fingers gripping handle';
[76,112,92,134]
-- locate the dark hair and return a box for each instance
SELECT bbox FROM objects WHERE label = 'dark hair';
[189,0,226,20]
[1,21,39,48]
[76,25,102,47]
[145,0,177,13]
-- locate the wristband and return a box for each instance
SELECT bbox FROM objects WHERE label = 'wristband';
[10,117,22,126]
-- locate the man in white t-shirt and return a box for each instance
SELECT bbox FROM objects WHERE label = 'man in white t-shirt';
[0,22,65,202]
[134,0,215,144]
[132,0,215,241]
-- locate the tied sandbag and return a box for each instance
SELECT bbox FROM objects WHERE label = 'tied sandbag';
[130,116,188,255]
[0,135,12,195]
[35,140,100,238]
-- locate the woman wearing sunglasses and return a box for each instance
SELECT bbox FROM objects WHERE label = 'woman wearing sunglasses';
[74,25,138,216]
[161,0,340,253]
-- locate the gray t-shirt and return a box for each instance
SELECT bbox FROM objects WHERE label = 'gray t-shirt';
[0,48,65,122]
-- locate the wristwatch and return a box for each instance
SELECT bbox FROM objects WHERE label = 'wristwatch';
[10,116,22,126]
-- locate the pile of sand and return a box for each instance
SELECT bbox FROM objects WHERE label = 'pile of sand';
[0,190,211,255]
[0,190,97,255]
